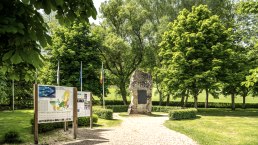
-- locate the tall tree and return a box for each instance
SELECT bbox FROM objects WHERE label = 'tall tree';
[136,0,234,105]
[159,5,234,108]
[94,0,148,105]
[41,21,104,96]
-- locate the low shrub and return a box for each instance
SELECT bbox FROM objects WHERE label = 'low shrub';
[152,106,180,112]
[3,130,22,144]
[103,105,179,113]
[93,108,113,120]
[102,101,258,108]
[78,115,98,126]
[31,115,98,133]
[169,108,197,120]
[106,105,128,112]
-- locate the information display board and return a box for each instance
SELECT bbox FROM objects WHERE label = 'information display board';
[77,91,91,117]
[38,85,74,123]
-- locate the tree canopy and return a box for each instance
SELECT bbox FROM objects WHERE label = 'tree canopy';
[159,5,234,108]
[0,0,96,73]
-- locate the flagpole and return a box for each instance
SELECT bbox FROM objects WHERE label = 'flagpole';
[12,64,14,112]
[57,60,60,86]
[12,77,14,112]
[35,68,38,84]
[102,62,105,108]
[80,61,82,92]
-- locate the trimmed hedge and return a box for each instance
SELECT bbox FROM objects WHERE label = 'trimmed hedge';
[106,105,128,112]
[93,108,113,120]
[169,108,197,120]
[104,105,180,113]
[152,106,180,112]
[31,115,98,133]
[103,100,258,108]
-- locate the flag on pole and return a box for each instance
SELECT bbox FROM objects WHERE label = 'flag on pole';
[57,60,60,86]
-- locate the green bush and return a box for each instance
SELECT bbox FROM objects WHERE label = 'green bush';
[78,115,98,126]
[169,108,197,120]
[152,106,180,112]
[103,101,258,108]
[31,115,98,133]
[106,105,128,112]
[104,105,180,113]
[3,130,22,144]
[93,108,113,120]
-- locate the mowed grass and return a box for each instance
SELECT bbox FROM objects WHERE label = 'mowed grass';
[0,110,122,144]
[164,108,258,145]
[100,86,258,103]
[0,110,34,143]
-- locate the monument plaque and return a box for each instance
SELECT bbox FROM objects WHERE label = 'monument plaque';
[128,70,152,114]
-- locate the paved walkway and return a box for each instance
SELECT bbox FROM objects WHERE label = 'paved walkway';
[64,113,198,145]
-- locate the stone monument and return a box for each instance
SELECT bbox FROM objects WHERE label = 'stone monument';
[128,70,152,114]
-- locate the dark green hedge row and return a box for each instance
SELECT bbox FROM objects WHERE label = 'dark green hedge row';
[106,105,128,112]
[104,105,180,113]
[169,108,197,120]
[31,115,98,133]
[102,100,258,108]
[152,106,180,112]
[93,108,113,120]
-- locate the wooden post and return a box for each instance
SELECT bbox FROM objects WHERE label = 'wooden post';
[90,92,93,129]
[73,87,78,139]
[34,84,38,144]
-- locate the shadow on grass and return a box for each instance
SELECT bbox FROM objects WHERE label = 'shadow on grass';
[197,108,258,118]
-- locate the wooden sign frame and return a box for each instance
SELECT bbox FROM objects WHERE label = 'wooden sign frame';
[34,84,78,144]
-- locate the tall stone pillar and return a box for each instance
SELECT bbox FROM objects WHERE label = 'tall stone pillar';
[128,70,152,114]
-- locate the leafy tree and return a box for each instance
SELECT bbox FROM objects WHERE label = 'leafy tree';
[159,5,233,108]
[136,0,234,106]
[41,21,104,97]
[94,0,148,105]
[0,0,96,72]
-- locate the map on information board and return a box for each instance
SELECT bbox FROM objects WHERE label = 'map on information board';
[38,85,74,123]
[77,91,91,117]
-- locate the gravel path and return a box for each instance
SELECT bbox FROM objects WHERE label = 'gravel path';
[64,113,198,145]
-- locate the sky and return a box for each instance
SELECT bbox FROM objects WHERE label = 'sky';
[89,0,107,25]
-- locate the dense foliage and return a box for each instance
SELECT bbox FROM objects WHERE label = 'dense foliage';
[93,108,113,120]
[169,108,197,120]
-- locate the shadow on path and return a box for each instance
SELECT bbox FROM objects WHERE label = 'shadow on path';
[65,128,112,145]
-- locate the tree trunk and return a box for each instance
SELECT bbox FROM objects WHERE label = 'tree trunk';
[231,93,235,111]
[194,95,198,109]
[166,95,170,106]
[159,91,163,106]
[180,90,186,107]
[205,88,209,108]
[242,95,246,109]
[180,95,185,107]
[119,82,127,105]
[184,90,189,107]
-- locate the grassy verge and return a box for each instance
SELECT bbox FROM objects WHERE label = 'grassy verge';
[95,118,122,128]
[0,110,33,143]
[0,110,122,144]
[164,108,258,145]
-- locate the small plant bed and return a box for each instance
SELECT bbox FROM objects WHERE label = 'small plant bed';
[164,108,258,145]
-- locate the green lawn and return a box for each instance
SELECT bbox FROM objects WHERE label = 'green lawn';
[0,110,122,144]
[99,86,258,103]
[164,108,258,145]
[0,110,33,143]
